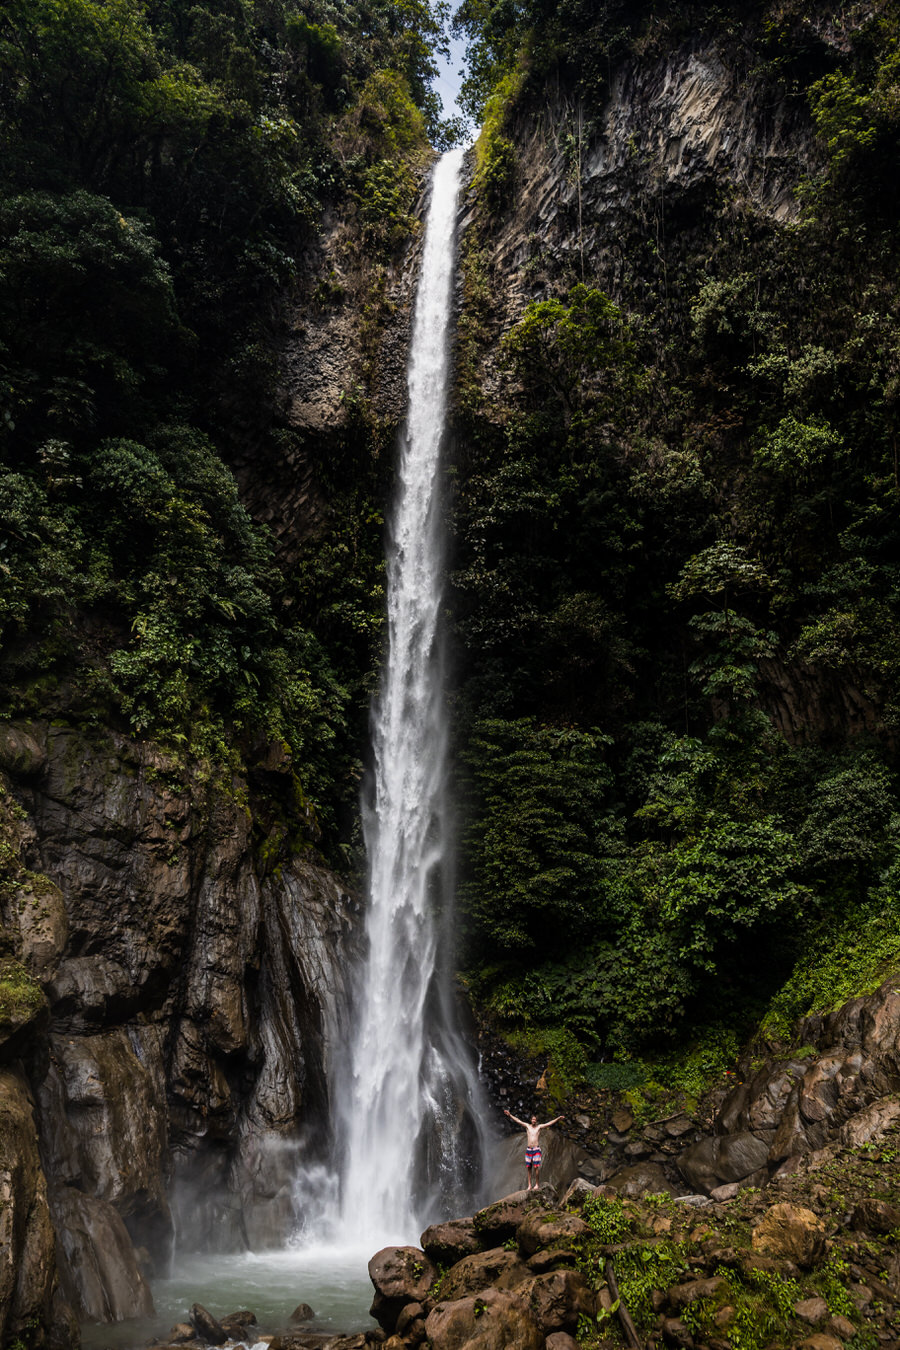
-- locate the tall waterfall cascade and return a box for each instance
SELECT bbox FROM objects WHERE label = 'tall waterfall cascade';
[336,147,488,1246]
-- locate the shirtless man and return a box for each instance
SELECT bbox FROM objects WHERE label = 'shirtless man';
[503,1109,565,1191]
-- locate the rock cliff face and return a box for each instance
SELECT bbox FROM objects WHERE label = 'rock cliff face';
[0,721,360,1337]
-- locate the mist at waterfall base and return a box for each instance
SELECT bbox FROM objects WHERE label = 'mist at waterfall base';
[115,150,492,1345]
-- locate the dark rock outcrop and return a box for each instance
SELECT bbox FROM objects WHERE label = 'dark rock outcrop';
[0,719,360,1333]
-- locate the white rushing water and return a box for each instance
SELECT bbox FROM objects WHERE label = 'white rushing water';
[336,147,488,1247]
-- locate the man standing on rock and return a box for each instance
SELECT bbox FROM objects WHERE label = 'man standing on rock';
[503,1109,564,1191]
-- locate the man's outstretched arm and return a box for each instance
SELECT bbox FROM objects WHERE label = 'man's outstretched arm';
[537,1115,565,1130]
[503,1110,528,1128]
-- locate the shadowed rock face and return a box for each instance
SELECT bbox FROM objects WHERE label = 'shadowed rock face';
[0,720,360,1331]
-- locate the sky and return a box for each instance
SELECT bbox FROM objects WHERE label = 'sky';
[432,30,473,135]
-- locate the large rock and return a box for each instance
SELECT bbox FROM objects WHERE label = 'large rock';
[425,1288,543,1350]
[473,1193,532,1244]
[678,1132,772,1194]
[439,1249,530,1302]
[523,1270,595,1333]
[368,1246,436,1332]
[0,1069,69,1347]
[420,1217,482,1266]
[605,1162,684,1198]
[516,1209,591,1256]
[751,1203,826,1268]
[50,1185,154,1320]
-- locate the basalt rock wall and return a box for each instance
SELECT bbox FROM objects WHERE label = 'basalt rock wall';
[0,721,360,1339]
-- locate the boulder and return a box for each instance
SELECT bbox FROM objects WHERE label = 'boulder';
[395,1303,425,1336]
[287,1305,314,1326]
[677,1132,771,1195]
[606,1162,682,1198]
[167,1324,197,1343]
[189,1305,228,1345]
[368,1247,437,1333]
[526,1249,578,1273]
[794,1297,828,1324]
[751,1203,826,1268]
[524,1270,595,1332]
[420,1217,481,1266]
[660,1316,694,1347]
[220,1311,258,1336]
[473,1194,532,1244]
[545,1335,579,1350]
[516,1210,591,1256]
[439,1249,530,1302]
[828,1314,857,1340]
[0,724,47,778]
[424,1288,543,1350]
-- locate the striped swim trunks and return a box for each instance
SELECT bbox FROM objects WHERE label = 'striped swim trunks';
[525,1147,542,1165]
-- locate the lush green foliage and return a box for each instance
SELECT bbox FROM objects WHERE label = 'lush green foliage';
[0,0,454,854]
[453,0,900,1073]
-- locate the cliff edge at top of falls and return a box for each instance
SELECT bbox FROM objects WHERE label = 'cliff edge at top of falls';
[0,719,360,1344]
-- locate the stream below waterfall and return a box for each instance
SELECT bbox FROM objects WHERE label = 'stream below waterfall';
[81,1248,375,1350]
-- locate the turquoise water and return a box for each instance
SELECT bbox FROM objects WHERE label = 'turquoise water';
[81,1246,376,1350]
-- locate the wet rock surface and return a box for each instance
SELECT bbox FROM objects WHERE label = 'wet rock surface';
[0,720,360,1337]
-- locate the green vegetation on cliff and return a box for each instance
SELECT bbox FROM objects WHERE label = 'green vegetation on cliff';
[0,0,452,855]
[452,0,900,1079]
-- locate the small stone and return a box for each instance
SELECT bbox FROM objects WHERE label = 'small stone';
[714,1306,735,1328]
[167,1325,195,1344]
[668,1277,726,1311]
[664,1115,695,1138]
[575,1114,590,1129]
[709,1183,739,1202]
[849,1283,872,1308]
[545,1335,579,1350]
[850,1198,900,1233]
[798,1338,843,1350]
[611,1108,634,1132]
[827,1315,857,1340]
[288,1304,314,1325]
[794,1298,828,1324]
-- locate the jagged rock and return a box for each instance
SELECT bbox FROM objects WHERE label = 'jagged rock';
[678,1132,772,1194]
[420,1218,481,1266]
[850,1198,900,1233]
[51,1185,154,1320]
[368,1247,437,1332]
[424,1288,543,1350]
[438,1248,530,1302]
[516,1209,591,1256]
[751,1203,826,1268]
[560,1177,596,1208]
[794,1297,828,1324]
[841,1099,900,1148]
[190,1305,228,1345]
[0,1069,69,1347]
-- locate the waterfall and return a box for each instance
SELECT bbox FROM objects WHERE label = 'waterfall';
[336,147,488,1246]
